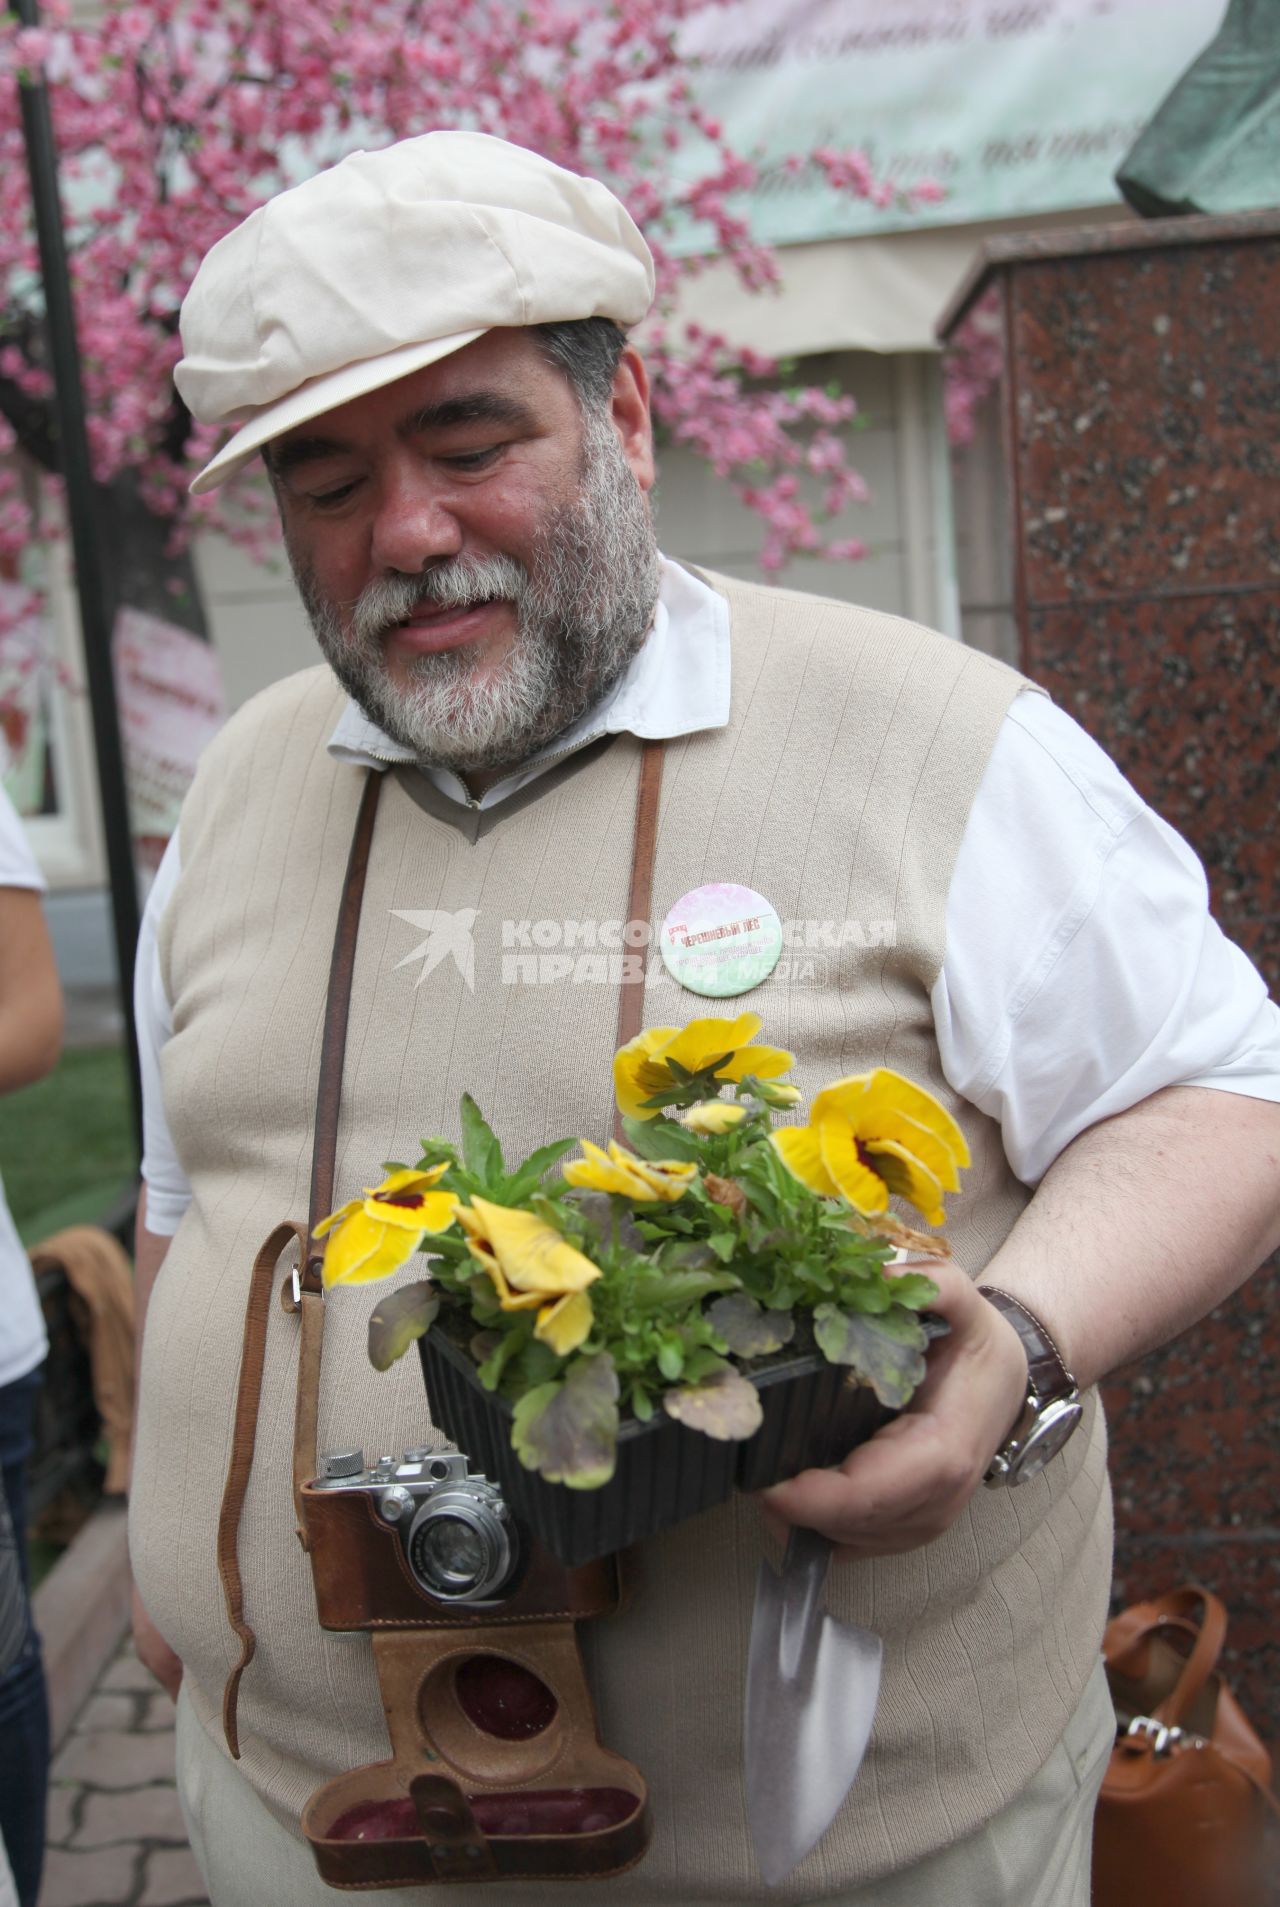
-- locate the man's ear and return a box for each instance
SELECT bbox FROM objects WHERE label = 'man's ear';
[610,345,655,493]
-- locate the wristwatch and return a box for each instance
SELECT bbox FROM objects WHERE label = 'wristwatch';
[978,1287,1083,1487]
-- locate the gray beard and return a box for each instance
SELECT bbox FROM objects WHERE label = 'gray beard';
[290,409,661,776]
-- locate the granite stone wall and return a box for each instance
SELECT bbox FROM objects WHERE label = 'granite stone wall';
[942,211,1280,1747]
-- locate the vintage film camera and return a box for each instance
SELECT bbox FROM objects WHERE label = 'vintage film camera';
[310,1448,520,1607]
[298,1444,650,1888]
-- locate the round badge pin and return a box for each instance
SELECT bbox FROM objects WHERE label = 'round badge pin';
[659,883,783,999]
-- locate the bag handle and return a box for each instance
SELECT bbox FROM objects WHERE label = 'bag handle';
[1104,1584,1227,1728]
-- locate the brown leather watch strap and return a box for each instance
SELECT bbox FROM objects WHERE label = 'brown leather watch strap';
[978,1286,1077,1401]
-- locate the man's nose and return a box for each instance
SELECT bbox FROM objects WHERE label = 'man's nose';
[369,460,464,574]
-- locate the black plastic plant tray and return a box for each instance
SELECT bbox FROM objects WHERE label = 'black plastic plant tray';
[419,1328,895,1569]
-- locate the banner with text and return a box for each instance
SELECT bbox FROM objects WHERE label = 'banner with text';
[673,0,1224,245]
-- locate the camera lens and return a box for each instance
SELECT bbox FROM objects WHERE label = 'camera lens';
[405,1487,516,1603]
[418,1516,487,1586]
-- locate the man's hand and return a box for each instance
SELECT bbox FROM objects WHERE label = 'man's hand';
[760,1261,1028,1559]
[132,1584,183,1700]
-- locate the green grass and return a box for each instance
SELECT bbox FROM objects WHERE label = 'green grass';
[0,1045,137,1245]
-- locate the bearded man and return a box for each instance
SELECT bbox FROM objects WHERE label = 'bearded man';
[130,132,1280,1907]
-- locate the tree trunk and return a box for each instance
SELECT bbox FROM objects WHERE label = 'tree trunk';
[92,474,210,640]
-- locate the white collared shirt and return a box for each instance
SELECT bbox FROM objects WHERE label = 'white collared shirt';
[136,559,1280,1232]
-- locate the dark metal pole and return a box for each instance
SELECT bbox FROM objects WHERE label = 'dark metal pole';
[13,0,142,1156]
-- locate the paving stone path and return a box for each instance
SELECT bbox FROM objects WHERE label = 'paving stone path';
[40,1635,208,1907]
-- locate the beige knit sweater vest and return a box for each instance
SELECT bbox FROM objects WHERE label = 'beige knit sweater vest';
[130,572,1112,1902]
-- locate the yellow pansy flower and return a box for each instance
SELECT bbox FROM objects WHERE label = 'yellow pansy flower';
[457,1197,601,1352]
[458,1197,602,1302]
[680,1102,748,1135]
[534,1289,594,1357]
[563,1140,698,1202]
[771,1069,969,1227]
[614,1014,795,1122]
[314,1166,459,1289]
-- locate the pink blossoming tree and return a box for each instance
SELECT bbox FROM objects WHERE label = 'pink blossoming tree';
[0,0,934,739]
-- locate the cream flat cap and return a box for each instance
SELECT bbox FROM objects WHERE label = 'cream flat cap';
[176,130,655,494]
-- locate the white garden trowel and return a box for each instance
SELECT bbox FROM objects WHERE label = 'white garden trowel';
[744,1509,883,1888]
[743,1302,949,1884]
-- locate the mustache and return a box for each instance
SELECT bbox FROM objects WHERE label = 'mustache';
[348,553,528,646]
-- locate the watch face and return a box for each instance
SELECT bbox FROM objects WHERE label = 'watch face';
[1011,1399,1084,1484]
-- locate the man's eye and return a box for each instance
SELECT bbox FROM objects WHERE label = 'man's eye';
[306,481,360,509]
[442,445,503,472]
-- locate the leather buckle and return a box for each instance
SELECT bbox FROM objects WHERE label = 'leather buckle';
[409,1774,498,1880]
[1125,1714,1206,1756]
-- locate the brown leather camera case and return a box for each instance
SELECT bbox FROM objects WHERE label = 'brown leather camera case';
[298,1485,650,1886]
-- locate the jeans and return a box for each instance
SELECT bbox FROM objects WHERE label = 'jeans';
[0,1369,50,1907]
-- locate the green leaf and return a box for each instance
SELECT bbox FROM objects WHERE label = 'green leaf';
[416,1137,460,1170]
[510,1353,619,1489]
[476,1324,531,1393]
[681,1346,728,1385]
[512,1336,562,1389]
[630,1384,655,1422]
[636,1211,695,1238]
[502,1138,577,1204]
[707,1294,795,1357]
[366,1282,439,1372]
[663,1365,764,1440]
[812,1302,927,1409]
[656,1339,685,1381]
[459,1095,504,1184]
[626,1267,738,1313]
[569,1191,647,1253]
[422,1233,470,1265]
[705,1231,738,1263]
[884,1270,940,1310]
[621,1114,702,1161]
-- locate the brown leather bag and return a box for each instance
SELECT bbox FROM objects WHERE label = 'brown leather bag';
[1093,1585,1280,1907]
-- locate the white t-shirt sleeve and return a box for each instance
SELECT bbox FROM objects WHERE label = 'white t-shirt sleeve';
[135,831,192,1235]
[0,785,46,893]
[933,690,1280,1186]
[0,785,49,1384]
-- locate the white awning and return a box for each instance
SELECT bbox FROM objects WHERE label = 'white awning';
[644,204,1131,357]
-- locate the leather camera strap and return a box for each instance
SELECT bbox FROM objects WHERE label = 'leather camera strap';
[217,767,383,1757]
[216,738,663,1756]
